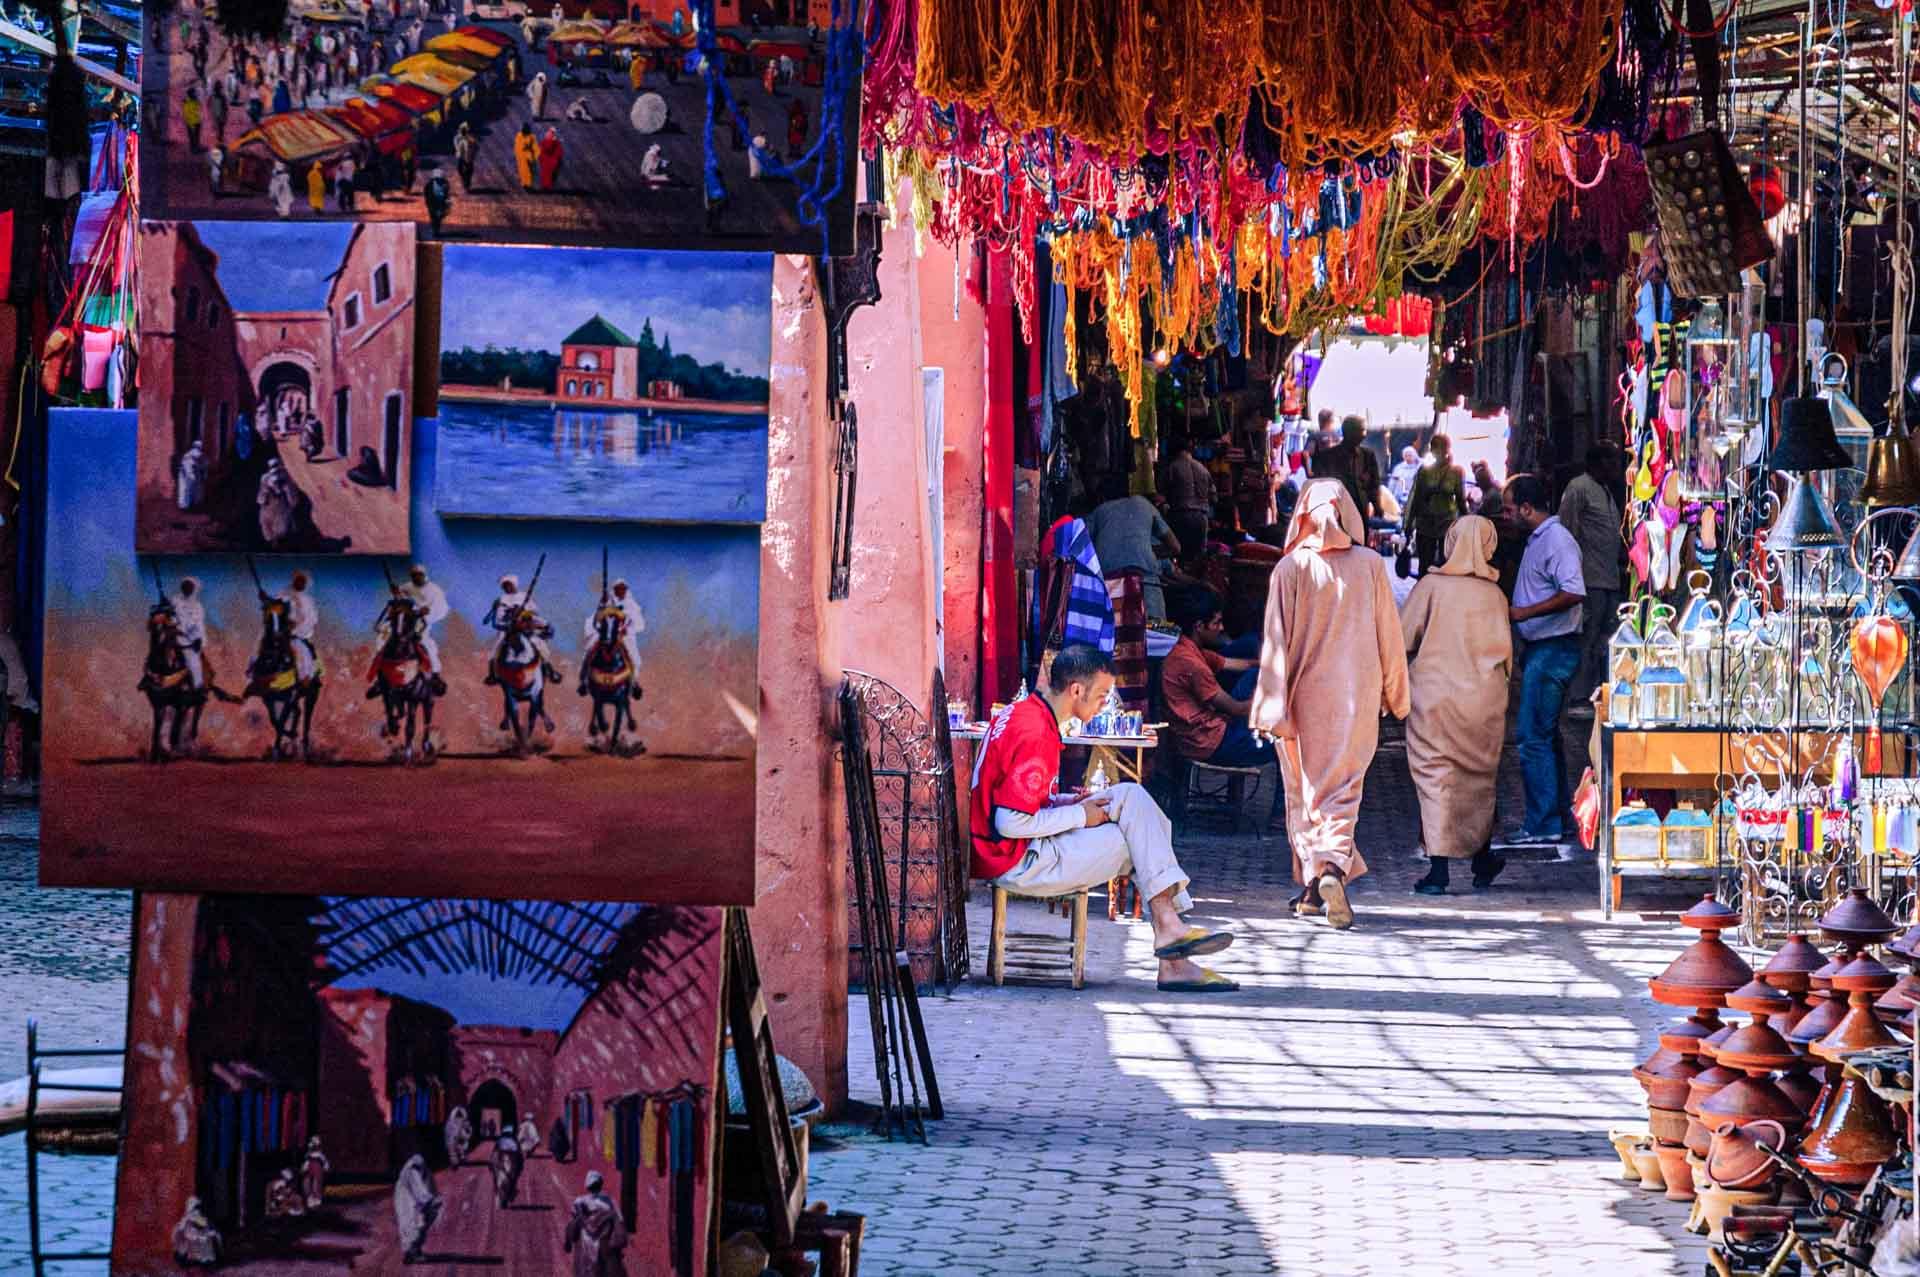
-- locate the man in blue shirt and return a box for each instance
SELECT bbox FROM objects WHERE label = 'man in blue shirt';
[1501,473,1586,845]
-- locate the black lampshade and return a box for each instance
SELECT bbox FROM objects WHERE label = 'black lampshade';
[1769,396,1852,472]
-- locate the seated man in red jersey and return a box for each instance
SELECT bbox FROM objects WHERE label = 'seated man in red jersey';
[969,643,1237,993]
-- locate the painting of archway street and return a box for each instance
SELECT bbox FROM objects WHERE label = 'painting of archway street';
[42,410,758,905]
[137,219,416,555]
[111,893,723,1275]
[435,244,770,524]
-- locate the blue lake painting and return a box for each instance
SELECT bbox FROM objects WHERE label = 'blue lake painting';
[433,398,770,524]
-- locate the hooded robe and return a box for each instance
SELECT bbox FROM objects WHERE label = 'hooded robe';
[1401,516,1512,858]
[564,1188,629,1276]
[393,1155,440,1255]
[1250,479,1410,884]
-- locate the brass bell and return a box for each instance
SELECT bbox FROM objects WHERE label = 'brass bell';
[1862,427,1920,509]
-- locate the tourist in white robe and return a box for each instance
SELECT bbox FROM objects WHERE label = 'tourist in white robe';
[172,1196,221,1266]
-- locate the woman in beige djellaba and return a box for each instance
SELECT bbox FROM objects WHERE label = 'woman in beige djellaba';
[1402,515,1513,895]
[1250,479,1409,929]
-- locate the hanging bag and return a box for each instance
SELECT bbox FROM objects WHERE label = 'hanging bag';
[1642,0,1772,297]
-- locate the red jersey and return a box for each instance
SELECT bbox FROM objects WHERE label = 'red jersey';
[967,695,1063,880]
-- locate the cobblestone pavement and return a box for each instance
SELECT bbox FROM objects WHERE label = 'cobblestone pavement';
[0,800,128,1275]
[808,726,1719,1276]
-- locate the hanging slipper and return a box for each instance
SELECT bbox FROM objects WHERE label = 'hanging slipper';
[1152,927,1235,960]
[1156,968,1240,994]
[1628,521,1652,586]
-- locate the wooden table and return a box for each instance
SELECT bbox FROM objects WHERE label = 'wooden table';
[949,725,1159,785]
[1598,718,1909,918]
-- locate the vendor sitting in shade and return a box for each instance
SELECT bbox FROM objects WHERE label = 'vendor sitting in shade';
[1162,589,1274,771]
[969,644,1236,993]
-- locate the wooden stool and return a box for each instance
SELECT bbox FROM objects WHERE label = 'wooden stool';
[987,886,1089,989]
[1184,759,1268,839]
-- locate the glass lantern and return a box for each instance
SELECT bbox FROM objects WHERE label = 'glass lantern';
[1680,298,1735,499]
[1606,603,1647,727]
[1638,608,1689,725]
[1678,576,1724,724]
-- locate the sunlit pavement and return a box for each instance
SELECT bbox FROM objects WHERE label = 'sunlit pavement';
[808,735,1714,1276]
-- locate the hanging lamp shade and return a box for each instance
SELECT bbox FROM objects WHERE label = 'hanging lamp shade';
[1766,474,1843,551]
[1821,383,1875,438]
[1892,525,1920,582]
[1769,396,1852,472]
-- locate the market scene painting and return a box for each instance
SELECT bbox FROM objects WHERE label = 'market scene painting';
[111,892,722,1275]
[43,410,759,903]
[436,244,770,523]
[140,0,859,251]
[136,220,416,555]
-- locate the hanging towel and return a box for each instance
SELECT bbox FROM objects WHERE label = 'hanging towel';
[1103,570,1148,709]
[640,1097,658,1171]
[1031,517,1116,656]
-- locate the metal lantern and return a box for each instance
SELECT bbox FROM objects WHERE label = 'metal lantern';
[1680,298,1734,498]
[1612,802,1665,862]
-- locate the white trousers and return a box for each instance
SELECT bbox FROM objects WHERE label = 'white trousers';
[992,782,1194,913]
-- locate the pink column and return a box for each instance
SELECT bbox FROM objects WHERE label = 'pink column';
[753,254,850,1109]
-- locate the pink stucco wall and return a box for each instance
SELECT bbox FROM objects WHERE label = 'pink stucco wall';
[753,254,851,1110]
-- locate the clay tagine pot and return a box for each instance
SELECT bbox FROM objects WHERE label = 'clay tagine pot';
[1685,1023,1744,1157]
[1875,922,1920,1024]
[1814,953,1908,1062]
[1760,933,1827,1033]
[1816,887,1898,949]
[1635,1046,1702,1111]
[1700,979,1805,1152]
[1797,1065,1901,1188]
[1650,897,1754,1008]
[1656,1141,1696,1202]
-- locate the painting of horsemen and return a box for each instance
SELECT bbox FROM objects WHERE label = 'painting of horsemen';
[137,220,416,555]
[41,410,758,904]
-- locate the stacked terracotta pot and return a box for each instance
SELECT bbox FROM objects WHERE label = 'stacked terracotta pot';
[1798,890,1906,1190]
[1625,891,1912,1242]
[1641,897,1751,1203]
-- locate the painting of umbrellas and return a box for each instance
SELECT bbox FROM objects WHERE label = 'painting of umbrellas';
[139,0,859,252]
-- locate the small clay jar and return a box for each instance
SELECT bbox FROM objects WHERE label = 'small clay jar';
[1656,1141,1696,1201]
[1636,1047,1701,1111]
[1633,1143,1667,1190]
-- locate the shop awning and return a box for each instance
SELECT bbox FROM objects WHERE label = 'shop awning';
[327,99,418,155]
[550,20,606,43]
[387,54,479,95]
[420,44,499,72]
[451,24,514,49]
[364,81,442,117]
[233,109,359,162]
[605,20,671,47]
[424,31,508,59]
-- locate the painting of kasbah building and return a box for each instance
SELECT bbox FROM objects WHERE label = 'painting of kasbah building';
[111,893,724,1275]
[137,220,415,555]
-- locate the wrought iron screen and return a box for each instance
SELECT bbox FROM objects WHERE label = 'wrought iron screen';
[843,667,970,993]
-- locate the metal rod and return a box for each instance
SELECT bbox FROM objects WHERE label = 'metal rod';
[1799,8,1811,397]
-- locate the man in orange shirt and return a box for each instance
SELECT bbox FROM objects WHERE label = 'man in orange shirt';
[1163,591,1273,770]
[969,645,1236,993]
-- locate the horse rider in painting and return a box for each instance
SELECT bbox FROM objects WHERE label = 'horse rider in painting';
[578,577,644,694]
[486,573,560,683]
[170,577,210,692]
